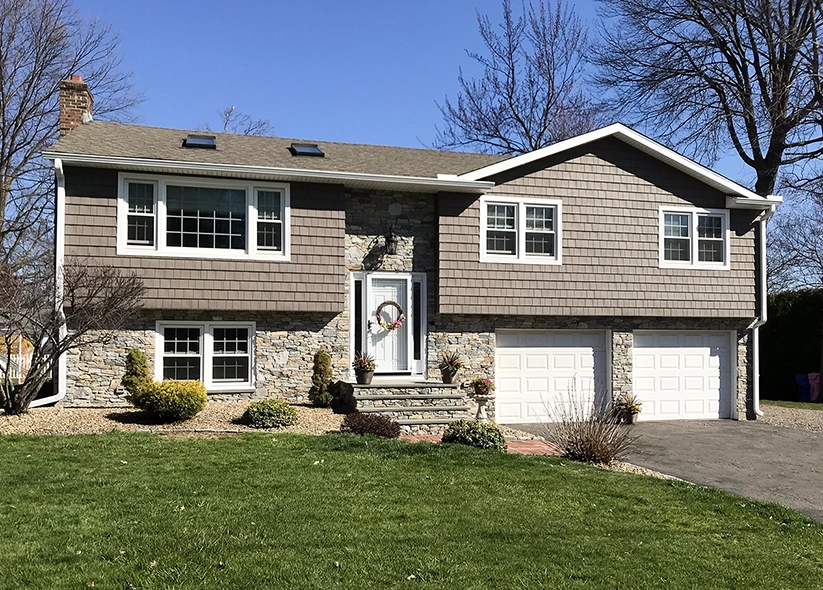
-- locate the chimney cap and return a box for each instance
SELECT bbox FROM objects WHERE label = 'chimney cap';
[70,75,84,82]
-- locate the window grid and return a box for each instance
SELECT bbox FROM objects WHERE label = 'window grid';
[484,200,559,261]
[257,190,283,251]
[212,327,251,383]
[662,210,727,266]
[697,215,724,263]
[162,327,202,381]
[524,206,555,255]
[126,182,155,246]
[119,175,289,260]
[159,324,254,389]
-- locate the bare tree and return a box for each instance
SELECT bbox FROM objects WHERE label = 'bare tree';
[0,0,141,271]
[434,0,608,155]
[594,0,823,197]
[202,105,273,136]
[0,258,144,414]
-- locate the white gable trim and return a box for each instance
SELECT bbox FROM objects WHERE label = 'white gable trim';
[458,123,782,209]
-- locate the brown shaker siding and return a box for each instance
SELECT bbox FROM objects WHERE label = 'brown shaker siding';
[438,138,759,318]
[63,166,346,312]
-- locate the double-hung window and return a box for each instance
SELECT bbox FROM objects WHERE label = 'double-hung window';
[660,207,729,269]
[157,322,255,390]
[481,197,561,263]
[118,174,290,260]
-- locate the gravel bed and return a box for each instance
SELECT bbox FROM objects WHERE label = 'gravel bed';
[758,404,823,432]
[0,402,344,436]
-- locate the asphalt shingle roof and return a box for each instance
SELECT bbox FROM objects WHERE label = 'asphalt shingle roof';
[48,121,506,178]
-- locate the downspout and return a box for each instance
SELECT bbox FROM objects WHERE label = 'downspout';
[29,158,67,408]
[751,204,776,418]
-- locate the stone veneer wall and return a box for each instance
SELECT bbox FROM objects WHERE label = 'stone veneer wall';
[63,310,348,407]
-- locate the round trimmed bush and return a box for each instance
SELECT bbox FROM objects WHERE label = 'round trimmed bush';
[129,380,208,423]
[242,399,298,429]
[441,419,507,451]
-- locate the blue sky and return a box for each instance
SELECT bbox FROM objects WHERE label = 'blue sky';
[72,0,753,185]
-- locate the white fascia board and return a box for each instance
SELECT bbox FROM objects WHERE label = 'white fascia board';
[41,152,495,194]
[457,123,772,203]
[725,195,783,209]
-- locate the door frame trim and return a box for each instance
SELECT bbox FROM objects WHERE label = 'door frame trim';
[349,271,427,379]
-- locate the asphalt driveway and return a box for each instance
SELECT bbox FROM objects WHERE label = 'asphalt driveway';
[513,420,823,521]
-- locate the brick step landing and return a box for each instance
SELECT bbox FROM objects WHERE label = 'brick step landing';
[351,381,471,435]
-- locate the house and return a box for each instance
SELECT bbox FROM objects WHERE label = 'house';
[39,76,781,428]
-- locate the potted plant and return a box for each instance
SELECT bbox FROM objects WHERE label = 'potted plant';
[352,351,376,385]
[437,351,464,384]
[468,376,496,422]
[614,391,642,424]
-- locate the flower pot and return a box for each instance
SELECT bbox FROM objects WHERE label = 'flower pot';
[624,411,639,425]
[355,369,374,385]
[440,367,457,384]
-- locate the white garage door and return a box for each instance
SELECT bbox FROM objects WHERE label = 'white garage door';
[633,332,732,420]
[495,331,608,424]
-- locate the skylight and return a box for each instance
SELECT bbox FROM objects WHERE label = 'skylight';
[289,143,324,157]
[183,134,217,149]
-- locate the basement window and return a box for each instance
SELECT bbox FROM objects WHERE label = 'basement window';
[183,134,217,149]
[289,143,324,157]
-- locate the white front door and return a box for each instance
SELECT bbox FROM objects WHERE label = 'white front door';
[367,276,410,373]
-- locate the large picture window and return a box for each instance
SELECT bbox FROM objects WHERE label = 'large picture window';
[118,174,289,260]
[659,207,729,269]
[156,322,255,390]
[480,197,561,263]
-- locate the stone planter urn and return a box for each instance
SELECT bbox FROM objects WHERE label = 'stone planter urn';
[440,367,457,384]
[473,394,493,423]
[355,369,374,385]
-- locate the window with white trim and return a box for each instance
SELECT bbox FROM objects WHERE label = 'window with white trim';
[480,197,561,263]
[118,174,289,260]
[157,322,255,390]
[660,207,729,268]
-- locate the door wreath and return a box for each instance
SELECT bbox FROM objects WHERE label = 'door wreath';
[376,301,406,331]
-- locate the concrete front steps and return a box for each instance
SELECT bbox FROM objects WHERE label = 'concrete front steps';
[352,381,471,434]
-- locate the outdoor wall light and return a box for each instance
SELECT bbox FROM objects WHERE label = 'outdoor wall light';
[384,225,398,255]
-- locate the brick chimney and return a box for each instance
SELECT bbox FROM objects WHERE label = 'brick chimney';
[59,75,94,136]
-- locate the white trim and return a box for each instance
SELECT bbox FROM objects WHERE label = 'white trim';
[31,159,68,408]
[42,152,495,194]
[479,195,563,264]
[658,206,730,270]
[459,123,782,208]
[155,321,256,392]
[116,172,291,261]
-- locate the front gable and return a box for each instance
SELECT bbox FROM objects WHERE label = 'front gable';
[438,136,763,318]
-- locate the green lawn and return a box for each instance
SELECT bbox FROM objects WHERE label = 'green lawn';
[0,433,820,589]
[763,399,823,411]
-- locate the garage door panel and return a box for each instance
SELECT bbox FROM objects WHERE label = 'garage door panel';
[551,353,576,370]
[496,353,522,371]
[495,330,607,424]
[657,354,681,370]
[524,354,548,370]
[633,331,731,421]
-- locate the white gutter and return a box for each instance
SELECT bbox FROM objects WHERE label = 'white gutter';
[30,159,67,408]
[40,152,495,194]
[751,204,777,418]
